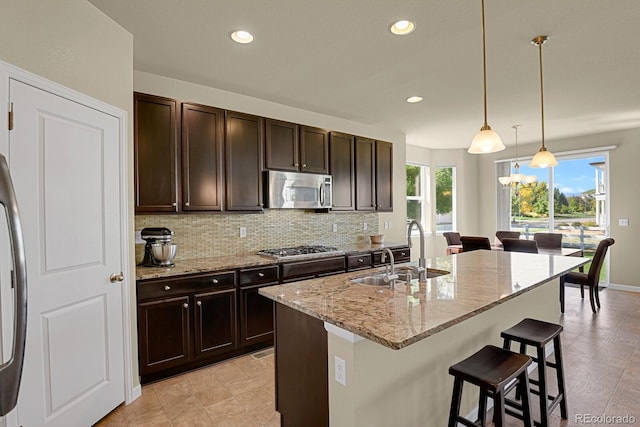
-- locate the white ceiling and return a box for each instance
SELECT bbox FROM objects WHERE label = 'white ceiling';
[89,0,640,149]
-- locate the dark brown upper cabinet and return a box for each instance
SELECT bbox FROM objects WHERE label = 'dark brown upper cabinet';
[181,103,224,211]
[265,122,329,174]
[299,126,329,174]
[329,132,355,211]
[134,92,180,213]
[375,140,393,212]
[225,111,264,211]
[355,137,376,211]
[355,137,393,212]
[265,119,299,172]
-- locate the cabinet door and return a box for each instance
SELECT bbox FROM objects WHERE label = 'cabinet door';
[265,119,299,171]
[194,288,237,357]
[300,126,329,174]
[134,92,180,213]
[225,111,264,211]
[239,283,275,347]
[375,140,393,211]
[137,296,190,375]
[355,137,376,211]
[182,103,224,211]
[329,132,355,211]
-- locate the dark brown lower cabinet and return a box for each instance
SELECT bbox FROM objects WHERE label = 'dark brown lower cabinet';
[275,303,328,427]
[194,288,237,358]
[138,296,191,375]
[239,284,275,347]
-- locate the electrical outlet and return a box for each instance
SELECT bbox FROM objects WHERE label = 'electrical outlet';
[363,223,368,231]
[619,218,629,227]
[332,223,338,232]
[335,356,346,386]
[384,221,390,230]
[239,227,247,238]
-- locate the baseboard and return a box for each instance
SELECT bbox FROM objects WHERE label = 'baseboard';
[608,283,640,293]
[127,384,142,404]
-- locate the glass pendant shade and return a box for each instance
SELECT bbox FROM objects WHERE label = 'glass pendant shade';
[498,176,511,186]
[510,172,525,182]
[469,127,505,153]
[530,146,558,168]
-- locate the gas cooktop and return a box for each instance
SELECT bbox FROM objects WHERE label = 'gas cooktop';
[257,245,342,260]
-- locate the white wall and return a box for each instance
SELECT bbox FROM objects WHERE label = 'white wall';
[476,128,640,288]
[135,71,408,243]
[0,0,136,384]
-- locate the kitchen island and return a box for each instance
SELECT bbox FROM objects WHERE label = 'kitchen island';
[259,250,589,427]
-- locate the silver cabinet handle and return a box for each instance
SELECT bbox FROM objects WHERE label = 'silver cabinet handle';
[183,303,189,309]
[172,202,177,207]
[109,272,124,283]
[185,202,190,207]
[212,278,219,284]
[358,258,364,263]
[164,285,171,291]
[196,301,202,306]
[400,252,406,256]
[294,163,299,167]
[258,272,265,277]
[303,163,307,168]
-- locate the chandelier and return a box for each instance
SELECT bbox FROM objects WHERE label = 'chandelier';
[498,125,537,190]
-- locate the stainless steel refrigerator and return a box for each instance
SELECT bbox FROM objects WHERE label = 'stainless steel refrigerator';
[0,154,27,418]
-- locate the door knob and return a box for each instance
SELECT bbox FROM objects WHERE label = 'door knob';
[109,272,124,283]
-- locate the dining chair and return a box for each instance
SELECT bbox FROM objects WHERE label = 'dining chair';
[563,238,615,313]
[443,232,462,246]
[495,230,521,243]
[533,233,563,249]
[502,238,539,254]
[460,236,492,252]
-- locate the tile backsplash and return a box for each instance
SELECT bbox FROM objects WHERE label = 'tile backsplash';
[135,210,379,262]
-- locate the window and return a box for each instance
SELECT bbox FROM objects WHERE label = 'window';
[406,164,430,232]
[436,166,456,232]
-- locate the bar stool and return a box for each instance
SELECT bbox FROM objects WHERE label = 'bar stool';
[448,345,534,427]
[501,318,568,427]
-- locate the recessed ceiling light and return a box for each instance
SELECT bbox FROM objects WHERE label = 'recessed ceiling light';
[231,30,254,44]
[390,20,416,35]
[406,96,423,103]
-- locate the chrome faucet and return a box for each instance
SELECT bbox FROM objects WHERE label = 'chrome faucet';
[381,248,399,289]
[407,219,427,281]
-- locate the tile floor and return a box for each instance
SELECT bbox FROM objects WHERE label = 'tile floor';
[96,287,640,426]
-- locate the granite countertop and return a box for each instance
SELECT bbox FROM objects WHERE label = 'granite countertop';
[135,241,409,281]
[259,250,589,350]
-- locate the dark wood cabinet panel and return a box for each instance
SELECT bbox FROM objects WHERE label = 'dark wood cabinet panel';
[137,296,190,375]
[134,92,180,213]
[194,288,237,357]
[375,140,393,212]
[355,137,376,211]
[238,265,280,286]
[181,103,224,211]
[347,253,372,271]
[225,111,264,211]
[275,303,328,427]
[299,126,329,174]
[372,246,411,266]
[329,132,355,211]
[239,284,275,347]
[281,256,346,281]
[265,119,299,171]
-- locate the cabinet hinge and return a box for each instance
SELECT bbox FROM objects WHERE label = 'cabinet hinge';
[8,102,14,131]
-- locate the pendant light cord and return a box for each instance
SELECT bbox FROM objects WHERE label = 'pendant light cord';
[538,39,546,150]
[481,0,488,127]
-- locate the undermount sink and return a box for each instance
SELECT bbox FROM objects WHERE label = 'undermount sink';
[350,275,397,286]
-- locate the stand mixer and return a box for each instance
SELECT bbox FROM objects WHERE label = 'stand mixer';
[139,227,178,267]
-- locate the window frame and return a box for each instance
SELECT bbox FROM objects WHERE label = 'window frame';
[406,163,431,236]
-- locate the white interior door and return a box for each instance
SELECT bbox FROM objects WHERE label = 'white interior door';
[8,79,124,426]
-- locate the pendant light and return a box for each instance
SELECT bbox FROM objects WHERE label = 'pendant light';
[498,125,537,188]
[468,0,505,154]
[530,35,558,168]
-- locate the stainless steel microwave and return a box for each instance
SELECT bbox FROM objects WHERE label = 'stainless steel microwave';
[265,170,332,209]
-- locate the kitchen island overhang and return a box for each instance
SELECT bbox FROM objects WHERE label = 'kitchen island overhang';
[260,250,589,426]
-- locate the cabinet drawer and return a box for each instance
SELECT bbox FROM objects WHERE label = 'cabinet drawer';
[372,247,411,266]
[137,271,236,301]
[238,265,279,287]
[347,254,372,271]
[281,256,346,280]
